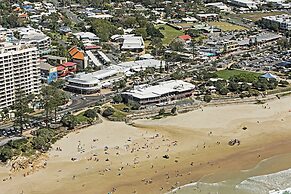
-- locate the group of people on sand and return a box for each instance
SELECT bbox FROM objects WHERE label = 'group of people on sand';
[56,147,62,151]
[60,130,229,193]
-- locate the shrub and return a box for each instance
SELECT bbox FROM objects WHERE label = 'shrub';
[102,107,115,117]
[128,100,140,110]
[159,108,165,115]
[113,94,123,103]
[61,114,78,129]
[84,109,97,119]
[279,80,289,87]
[171,107,177,115]
[204,95,212,103]
[0,146,14,162]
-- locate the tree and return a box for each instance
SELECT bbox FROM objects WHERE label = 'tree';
[170,38,185,52]
[84,109,97,119]
[90,19,122,41]
[151,37,163,56]
[61,114,78,129]
[13,89,33,133]
[32,136,49,152]
[128,100,140,110]
[40,85,68,125]
[186,29,200,38]
[204,95,212,103]
[0,146,14,162]
[159,108,165,115]
[122,16,137,28]
[146,23,164,38]
[102,107,115,117]
[134,28,147,39]
[228,81,239,93]
[219,87,229,95]
[51,79,66,89]
[171,107,177,115]
[40,86,55,128]
[190,39,197,59]
[1,107,9,120]
[113,94,123,103]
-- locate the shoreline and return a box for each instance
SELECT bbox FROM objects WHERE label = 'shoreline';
[0,95,291,194]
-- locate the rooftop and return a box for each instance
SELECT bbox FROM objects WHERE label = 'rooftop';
[121,36,145,49]
[123,80,195,99]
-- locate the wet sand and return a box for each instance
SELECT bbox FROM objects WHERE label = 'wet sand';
[1,96,291,194]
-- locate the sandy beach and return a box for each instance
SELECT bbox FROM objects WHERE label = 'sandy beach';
[1,96,291,194]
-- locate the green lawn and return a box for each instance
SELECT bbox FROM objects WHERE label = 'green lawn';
[208,21,248,31]
[75,113,90,124]
[156,24,184,45]
[237,11,286,22]
[112,103,129,111]
[215,69,261,80]
[112,111,127,120]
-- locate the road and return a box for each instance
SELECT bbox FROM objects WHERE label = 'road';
[0,136,24,146]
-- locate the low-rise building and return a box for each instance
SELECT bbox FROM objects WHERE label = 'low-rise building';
[16,27,51,55]
[66,73,101,94]
[121,36,145,52]
[196,13,219,21]
[117,59,165,72]
[41,55,67,66]
[68,46,87,69]
[229,0,258,9]
[122,80,195,106]
[261,14,291,31]
[39,62,58,83]
[205,2,232,12]
[65,69,119,94]
[73,32,100,46]
[59,26,72,35]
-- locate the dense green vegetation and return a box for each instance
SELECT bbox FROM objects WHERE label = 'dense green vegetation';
[0,108,100,162]
[0,128,65,162]
[102,106,127,121]
[215,70,261,81]
[89,19,122,41]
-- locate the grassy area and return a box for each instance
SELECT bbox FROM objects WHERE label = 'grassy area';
[156,24,184,45]
[112,111,127,120]
[215,69,261,80]
[208,21,248,31]
[266,86,291,95]
[112,103,129,111]
[235,11,286,22]
[75,113,91,124]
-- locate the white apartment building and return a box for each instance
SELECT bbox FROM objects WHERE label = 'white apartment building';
[262,14,291,31]
[0,42,41,109]
[229,0,258,9]
[16,27,51,55]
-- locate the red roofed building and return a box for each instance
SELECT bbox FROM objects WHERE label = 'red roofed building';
[178,35,192,42]
[57,66,67,77]
[68,46,87,70]
[62,62,77,73]
[84,45,102,51]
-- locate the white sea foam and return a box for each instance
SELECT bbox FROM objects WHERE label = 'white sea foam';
[167,181,226,194]
[269,187,291,194]
[237,168,291,194]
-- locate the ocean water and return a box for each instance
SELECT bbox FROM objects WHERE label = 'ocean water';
[169,153,291,194]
